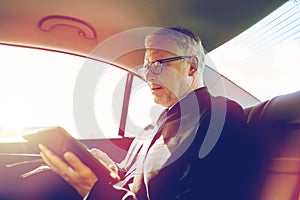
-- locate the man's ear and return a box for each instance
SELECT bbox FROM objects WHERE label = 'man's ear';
[189,56,198,76]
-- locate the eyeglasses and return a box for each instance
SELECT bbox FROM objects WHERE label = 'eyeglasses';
[138,56,192,78]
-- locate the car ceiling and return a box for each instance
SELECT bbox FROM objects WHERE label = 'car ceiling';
[0,0,285,57]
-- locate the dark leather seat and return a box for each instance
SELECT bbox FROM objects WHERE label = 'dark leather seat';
[244,91,300,200]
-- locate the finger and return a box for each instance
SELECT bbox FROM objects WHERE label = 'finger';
[89,148,105,160]
[39,144,58,168]
[88,148,99,153]
[39,144,74,174]
[64,151,89,173]
[64,152,98,187]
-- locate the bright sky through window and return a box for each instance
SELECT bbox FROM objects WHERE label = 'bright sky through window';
[208,1,300,102]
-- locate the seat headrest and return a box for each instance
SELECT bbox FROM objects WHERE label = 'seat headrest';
[245,91,300,126]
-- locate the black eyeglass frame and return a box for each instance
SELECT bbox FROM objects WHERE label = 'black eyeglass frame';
[138,56,192,77]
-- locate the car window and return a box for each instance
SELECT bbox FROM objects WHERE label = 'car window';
[208,1,300,102]
[0,45,130,141]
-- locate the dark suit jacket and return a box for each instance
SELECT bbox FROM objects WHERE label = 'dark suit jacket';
[88,87,263,200]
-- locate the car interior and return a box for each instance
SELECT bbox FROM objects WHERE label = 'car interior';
[0,0,299,199]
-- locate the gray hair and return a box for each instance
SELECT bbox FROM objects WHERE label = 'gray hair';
[145,27,205,74]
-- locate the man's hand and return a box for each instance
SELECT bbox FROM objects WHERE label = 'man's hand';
[89,148,118,174]
[39,144,98,197]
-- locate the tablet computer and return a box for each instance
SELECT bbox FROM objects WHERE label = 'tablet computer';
[23,126,120,182]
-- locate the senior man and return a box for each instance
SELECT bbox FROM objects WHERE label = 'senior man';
[40,27,260,200]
